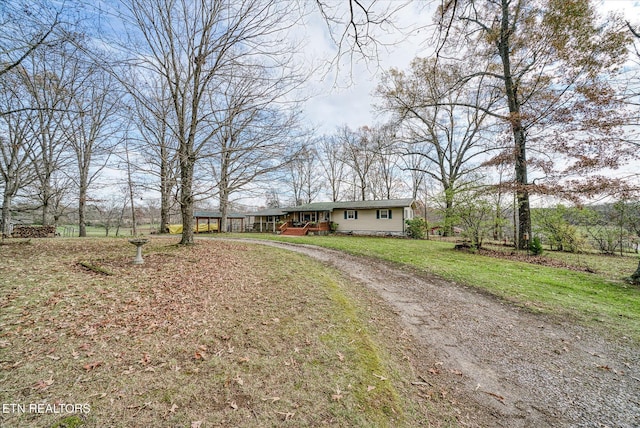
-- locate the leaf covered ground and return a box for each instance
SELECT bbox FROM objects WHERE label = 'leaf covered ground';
[0,238,448,427]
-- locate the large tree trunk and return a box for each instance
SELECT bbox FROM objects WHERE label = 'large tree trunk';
[443,186,454,237]
[498,0,531,250]
[2,191,12,237]
[78,185,87,237]
[160,187,171,234]
[219,148,230,233]
[41,176,52,226]
[159,147,171,234]
[179,153,194,245]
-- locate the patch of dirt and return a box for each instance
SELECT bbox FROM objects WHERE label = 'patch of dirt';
[239,239,640,428]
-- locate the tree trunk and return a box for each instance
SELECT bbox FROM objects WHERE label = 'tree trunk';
[160,191,170,234]
[41,177,51,226]
[159,148,171,234]
[443,186,454,237]
[179,154,194,245]
[2,191,12,237]
[78,185,87,237]
[498,0,531,250]
[630,260,640,285]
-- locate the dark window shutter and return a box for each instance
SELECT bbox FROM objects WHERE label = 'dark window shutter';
[389,210,392,219]
[344,211,347,220]
[355,211,358,220]
[376,210,380,219]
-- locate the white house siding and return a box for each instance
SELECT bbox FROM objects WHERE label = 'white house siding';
[333,208,406,235]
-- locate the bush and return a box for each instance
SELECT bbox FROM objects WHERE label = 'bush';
[529,236,543,255]
[405,217,427,239]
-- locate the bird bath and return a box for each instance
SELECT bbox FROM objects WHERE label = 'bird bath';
[129,238,149,265]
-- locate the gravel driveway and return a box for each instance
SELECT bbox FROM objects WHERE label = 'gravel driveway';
[238,239,640,427]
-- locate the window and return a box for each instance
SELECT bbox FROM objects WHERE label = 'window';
[377,209,392,219]
[344,210,357,220]
[405,208,413,220]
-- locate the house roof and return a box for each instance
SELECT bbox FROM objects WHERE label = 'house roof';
[246,208,288,217]
[284,198,415,212]
[193,211,246,219]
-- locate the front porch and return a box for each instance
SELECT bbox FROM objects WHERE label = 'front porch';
[279,209,332,236]
[279,220,331,236]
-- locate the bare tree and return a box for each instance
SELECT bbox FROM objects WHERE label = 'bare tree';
[0,0,63,81]
[367,123,403,200]
[20,42,81,226]
[127,79,179,234]
[64,63,120,237]
[338,125,379,201]
[0,87,37,235]
[207,65,304,232]
[318,134,346,202]
[287,143,322,205]
[122,0,304,244]
[313,0,413,74]
[377,57,497,235]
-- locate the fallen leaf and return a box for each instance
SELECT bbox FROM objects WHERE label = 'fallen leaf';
[33,378,54,391]
[336,352,344,361]
[169,404,178,413]
[367,385,376,392]
[234,376,243,386]
[230,401,238,410]
[191,421,203,428]
[261,396,280,403]
[84,361,102,371]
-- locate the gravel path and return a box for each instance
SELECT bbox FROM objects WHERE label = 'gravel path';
[236,239,640,427]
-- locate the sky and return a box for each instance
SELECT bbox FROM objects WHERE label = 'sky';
[85,0,640,208]
[301,0,640,135]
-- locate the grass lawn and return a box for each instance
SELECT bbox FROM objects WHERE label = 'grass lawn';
[56,225,160,238]
[0,238,444,427]
[228,234,640,343]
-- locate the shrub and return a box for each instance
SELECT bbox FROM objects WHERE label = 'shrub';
[529,236,543,255]
[405,217,427,239]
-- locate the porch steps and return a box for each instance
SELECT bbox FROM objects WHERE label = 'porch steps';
[281,227,308,236]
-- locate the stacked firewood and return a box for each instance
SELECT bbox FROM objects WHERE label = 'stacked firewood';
[12,225,57,238]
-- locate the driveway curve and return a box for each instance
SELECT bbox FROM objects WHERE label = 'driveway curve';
[227,239,639,427]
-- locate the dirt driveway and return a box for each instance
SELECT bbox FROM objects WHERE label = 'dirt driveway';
[237,239,639,427]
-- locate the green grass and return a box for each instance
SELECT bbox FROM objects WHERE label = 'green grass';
[56,224,160,237]
[224,234,640,343]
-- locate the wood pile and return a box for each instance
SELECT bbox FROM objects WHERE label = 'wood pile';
[12,225,57,238]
